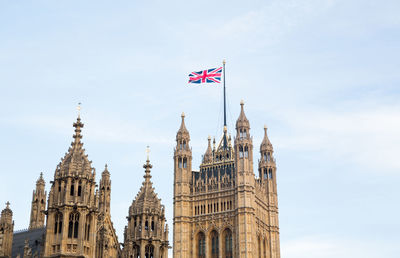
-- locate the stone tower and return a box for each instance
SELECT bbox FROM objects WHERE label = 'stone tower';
[258,126,280,257]
[123,156,169,258]
[173,113,192,258]
[96,165,121,258]
[172,101,281,258]
[0,202,14,258]
[29,172,47,230]
[234,101,255,257]
[43,116,99,257]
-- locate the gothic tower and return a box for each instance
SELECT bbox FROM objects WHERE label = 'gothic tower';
[234,101,256,257]
[123,155,169,258]
[258,126,280,258]
[29,172,47,230]
[173,101,281,258]
[173,113,192,258]
[0,202,14,258]
[43,116,98,258]
[96,165,121,258]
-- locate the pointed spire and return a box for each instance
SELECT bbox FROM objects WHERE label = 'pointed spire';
[236,100,250,129]
[260,125,273,152]
[36,172,45,186]
[177,112,189,136]
[72,116,84,145]
[102,164,110,176]
[203,136,213,163]
[143,146,153,183]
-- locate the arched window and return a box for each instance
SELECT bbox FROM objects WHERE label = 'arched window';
[54,213,63,234]
[268,169,273,179]
[78,182,82,197]
[70,184,75,196]
[178,159,182,168]
[145,244,154,258]
[244,146,249,158]
[145,221,149,231]
[197,232,206,258]
[85,214,91,241]
[223,228,233,258]
[210,230,219,258]
[68,212,80,238]
[183,140,187,149]
[239,146,243,158]
[151,221,154,231]
[183,158,187,168]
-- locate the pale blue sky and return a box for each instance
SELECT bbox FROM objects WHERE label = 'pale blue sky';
[1,1,399,257]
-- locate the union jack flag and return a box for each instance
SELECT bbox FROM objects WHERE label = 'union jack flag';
[188,67,222,84]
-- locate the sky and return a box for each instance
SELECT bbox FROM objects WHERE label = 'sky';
[0,0,399,257]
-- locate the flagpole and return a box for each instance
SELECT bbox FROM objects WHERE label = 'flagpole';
[223,59,226,127]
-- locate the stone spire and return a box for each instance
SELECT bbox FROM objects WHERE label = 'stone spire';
[54,116,95,180]
[202,136,213,163]
[123,153,169,258]
[99,164,111,215]
[236,100,250,130]
[29,172,47,230]
[176,112,190,140]
[260,125,273,152]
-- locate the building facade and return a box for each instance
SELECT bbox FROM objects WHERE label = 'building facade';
[1,115,169,258]
[173,102,281,258]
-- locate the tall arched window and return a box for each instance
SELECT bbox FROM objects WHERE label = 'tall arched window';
[145,244,154,258]
[84,214,91,241]
[210,230,219,258]
[78,182,82,197]
[68,212,80,238]
[70,183,75,196]
[268,168,273,179]
[244,146,249,158]
[54,213,63,234]
[183,158,187,168]
[223,228,232,258]
[239,146,244,158]
[197,232,206,258]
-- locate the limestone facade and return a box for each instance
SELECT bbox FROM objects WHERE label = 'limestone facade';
[173,102,281,258]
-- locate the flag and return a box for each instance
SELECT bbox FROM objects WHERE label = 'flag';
[188,67,222,84]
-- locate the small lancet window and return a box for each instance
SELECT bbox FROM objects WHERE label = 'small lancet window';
[145,221,149,231]
[244,146,249,158]
[151,221,154,231]
[239,146,244,158]
[178,159,182,168]
[78,183,82,197]
[183,140,187,149]
[268,169,273,179]
[267,152,271,161]
[70,184,75,196]
[183,158,187,168]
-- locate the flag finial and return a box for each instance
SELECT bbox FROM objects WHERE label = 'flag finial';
[77,102,82,117]
[146,146,150,161]
[223,59,226,65]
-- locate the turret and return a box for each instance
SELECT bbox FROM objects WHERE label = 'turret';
[0,202,14,257]
[234,101,254,181]
[43,114,98,258]
[259,125,276,184]
[99,164,111,215]
[202,136,213,164]
[173,113,192,258]
[29,172,47,230]
[173,112,192,195]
